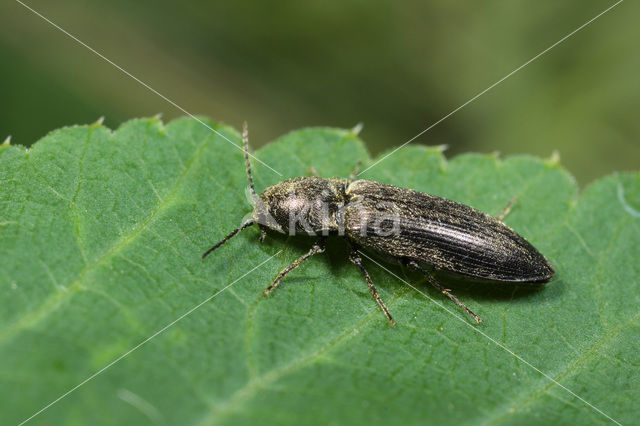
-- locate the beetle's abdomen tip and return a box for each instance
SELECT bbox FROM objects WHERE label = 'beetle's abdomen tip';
[530,258,555,283]
[547,260,556,276]
[543,261,556,282]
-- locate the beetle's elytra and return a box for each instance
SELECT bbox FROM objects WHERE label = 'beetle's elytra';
[203,123,555,325]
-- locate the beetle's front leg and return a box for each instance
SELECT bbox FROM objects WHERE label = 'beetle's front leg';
[263,238,326,295]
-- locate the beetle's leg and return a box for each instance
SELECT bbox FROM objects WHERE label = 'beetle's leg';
[306,166,320,177]
[348,244,395,325]
[258,225,268,243]
[348,159,362,182]
[406,260,483,324]
[496,197,517,221]
[263,238,326,295]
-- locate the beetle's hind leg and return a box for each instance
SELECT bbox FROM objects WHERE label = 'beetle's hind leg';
[406,260,483,323]
[348,244,395,325]
[306,159,361,180]
[263,238,326,295]
[496,198,517,221]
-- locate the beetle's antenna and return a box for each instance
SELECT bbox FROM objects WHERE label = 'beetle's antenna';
[202,220,256,260]
[243,121,256,198]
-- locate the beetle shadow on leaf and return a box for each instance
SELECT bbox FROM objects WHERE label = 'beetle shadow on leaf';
[403,266,565,304]
[256,231,338,281]
[257,232,406,296]
[253,231,561,309]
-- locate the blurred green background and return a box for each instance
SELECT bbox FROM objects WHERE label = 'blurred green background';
[1,0,637,185]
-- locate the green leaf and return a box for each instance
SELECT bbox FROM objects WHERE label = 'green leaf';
[1,117,638,425]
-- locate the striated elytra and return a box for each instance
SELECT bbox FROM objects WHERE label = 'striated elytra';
[344,179,555,283]
[203,123,555,325]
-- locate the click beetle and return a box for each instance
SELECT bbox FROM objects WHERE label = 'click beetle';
[202,123,555,325]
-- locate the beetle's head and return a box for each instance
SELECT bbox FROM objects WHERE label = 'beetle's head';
[251,177,348,236]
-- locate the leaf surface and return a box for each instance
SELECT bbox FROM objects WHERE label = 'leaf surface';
[1,118,638,425]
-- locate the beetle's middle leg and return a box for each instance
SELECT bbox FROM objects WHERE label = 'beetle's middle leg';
[348,243,395,325]
[263,238,326,295]
[406,260,483,323]
[258,224,268,243]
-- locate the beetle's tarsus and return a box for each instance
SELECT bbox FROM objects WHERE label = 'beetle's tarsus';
[258,225,267,243]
